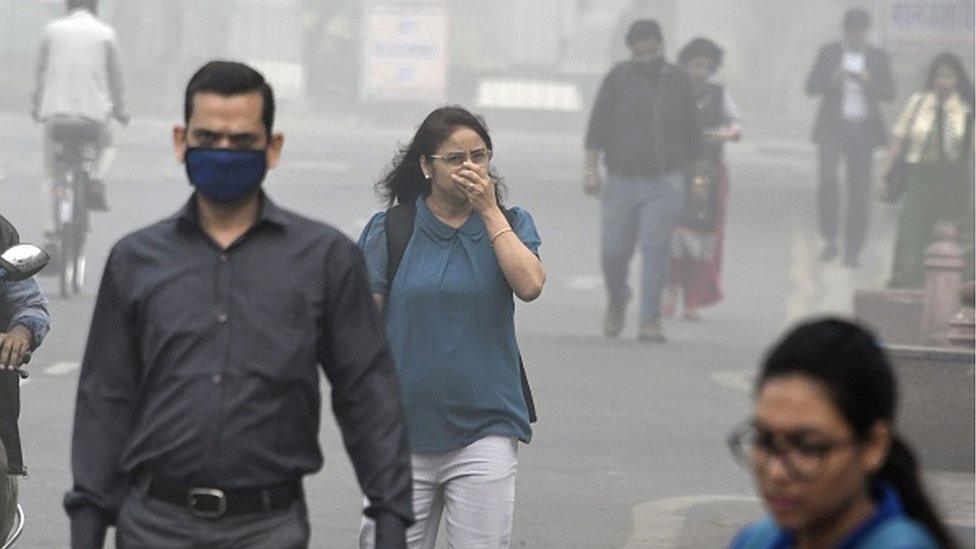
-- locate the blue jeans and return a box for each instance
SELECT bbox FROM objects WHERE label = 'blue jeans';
[600,172,684,324]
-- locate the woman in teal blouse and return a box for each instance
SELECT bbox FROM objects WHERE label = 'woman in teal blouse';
[358,106,546,549]
[729,319,955,548]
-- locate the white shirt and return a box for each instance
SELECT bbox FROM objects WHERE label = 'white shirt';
[33,9,126,122]
[841,49,868,121]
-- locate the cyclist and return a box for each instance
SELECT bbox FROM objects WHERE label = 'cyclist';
[31,0,128,250]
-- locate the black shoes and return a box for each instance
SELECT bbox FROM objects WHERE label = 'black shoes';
[638,322,668,343]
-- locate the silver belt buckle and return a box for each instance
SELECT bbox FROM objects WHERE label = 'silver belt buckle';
[187,487,227,518]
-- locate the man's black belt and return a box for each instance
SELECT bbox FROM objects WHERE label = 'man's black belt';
[148,478,301,518]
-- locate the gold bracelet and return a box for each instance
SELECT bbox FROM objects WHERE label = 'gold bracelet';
[491,227,514,245]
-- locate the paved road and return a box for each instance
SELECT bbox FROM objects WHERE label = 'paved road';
[0,108,971,548]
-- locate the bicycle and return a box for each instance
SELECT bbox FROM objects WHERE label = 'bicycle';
[49,120,100,299]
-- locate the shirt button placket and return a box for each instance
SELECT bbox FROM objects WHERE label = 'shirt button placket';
[211,252,231,461]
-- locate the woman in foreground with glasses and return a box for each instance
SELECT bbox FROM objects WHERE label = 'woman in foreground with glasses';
[357,106,546,548]
[728,318,954,548]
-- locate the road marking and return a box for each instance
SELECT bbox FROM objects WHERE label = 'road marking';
[624,494,761,548]
[786,219,816,323]
[710,370,754,394]
[566,275,602,291]
[43,361,80,376]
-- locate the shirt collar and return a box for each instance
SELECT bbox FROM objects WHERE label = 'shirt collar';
[174,191,290,230]
[414,195,485,247]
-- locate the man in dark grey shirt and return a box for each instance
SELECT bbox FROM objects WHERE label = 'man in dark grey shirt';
[64,61,412,548]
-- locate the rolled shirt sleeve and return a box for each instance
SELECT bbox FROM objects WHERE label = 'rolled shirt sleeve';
[509,207,542,257]
[3,278,50,349]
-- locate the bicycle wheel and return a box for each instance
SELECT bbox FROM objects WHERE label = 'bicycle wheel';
[58,222,72,299]
[70,226,85,295]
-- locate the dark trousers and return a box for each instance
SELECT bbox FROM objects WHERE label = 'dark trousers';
[115,478,310,549]
[816,121,875,260]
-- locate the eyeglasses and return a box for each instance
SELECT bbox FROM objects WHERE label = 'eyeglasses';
[727,423,856,481]
[428,149,493,169]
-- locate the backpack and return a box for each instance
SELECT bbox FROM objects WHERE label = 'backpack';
[384,203,538,423]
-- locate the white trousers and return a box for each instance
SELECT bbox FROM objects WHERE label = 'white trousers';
[360,436,518,549]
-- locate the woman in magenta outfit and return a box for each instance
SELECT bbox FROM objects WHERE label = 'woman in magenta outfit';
[665,38,741,320]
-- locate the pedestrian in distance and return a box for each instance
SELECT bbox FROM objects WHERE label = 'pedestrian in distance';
[665,37,742,322]
[881,52,975,288]
[728,318,955,548]
[63,61,413,549]
[357,106,545,549]
[805,8,895,268]
[584,18,702,343]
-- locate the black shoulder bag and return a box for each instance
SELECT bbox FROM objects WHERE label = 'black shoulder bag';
[384,203,538,423]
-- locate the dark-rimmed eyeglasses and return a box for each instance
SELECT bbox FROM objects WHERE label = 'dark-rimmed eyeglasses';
[727,422,857,481]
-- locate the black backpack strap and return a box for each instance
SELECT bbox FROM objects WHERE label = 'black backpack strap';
[384,203,417,287]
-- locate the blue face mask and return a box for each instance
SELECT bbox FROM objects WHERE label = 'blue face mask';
[185,148,268,203]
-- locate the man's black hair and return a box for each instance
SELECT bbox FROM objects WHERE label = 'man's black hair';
[843,8,871,30]
[678,37,724,69]
[183,61,276,137]
[66,0,97,13]
[625,19,663,47]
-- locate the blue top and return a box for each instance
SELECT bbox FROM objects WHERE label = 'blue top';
[730,483,941,549]
[358,196,541,453]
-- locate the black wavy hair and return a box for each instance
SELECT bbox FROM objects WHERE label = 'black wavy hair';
[184,61,276,138]
[843,8,871,30]
[677,37,724,70]
[758,318,956,548]
[625,19,663,47]
[375,106,506,208]
[926,51,976,107]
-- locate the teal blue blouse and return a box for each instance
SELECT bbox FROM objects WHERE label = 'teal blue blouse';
[358,196,541,453]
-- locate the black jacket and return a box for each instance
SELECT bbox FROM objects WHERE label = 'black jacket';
[805,42,895,148]
[586,59,702,177]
